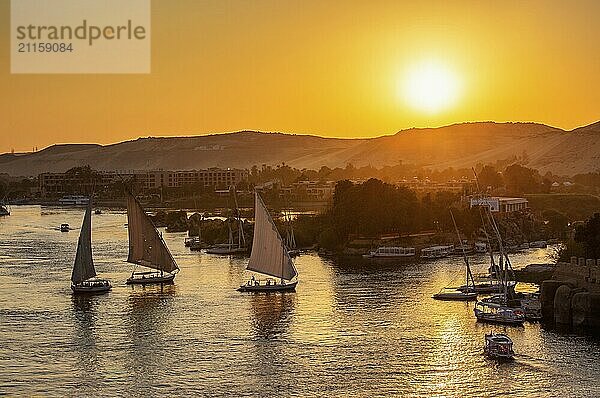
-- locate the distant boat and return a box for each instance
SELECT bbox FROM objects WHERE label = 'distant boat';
[484,333,515,359]
[60,223,70,232]
[474,206,524,325]
[71,203,111,294]
[206,185,247,255]
[188,215,210,251]
[432,289,477,301]
[125,190,179,284]
[284,210,299,256]
[452,241,474,255]
[238,192,298,293]
[474,301,525,325]
[59,195,90,206]
[421,245,454,259]
[94,209,102,215]
[529,240,547,248]
[0,204,10,216]
[363,246,416,259]
[433,211,478,301]
[184,236,198,247]
[205,222,247,254]
[474,242,488,253]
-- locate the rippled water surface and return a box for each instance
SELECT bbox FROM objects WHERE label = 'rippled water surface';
[1,206,599,397]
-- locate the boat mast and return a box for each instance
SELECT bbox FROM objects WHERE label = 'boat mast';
[229,184,244,249]
[450,210,475,289]
[487,207,508,303]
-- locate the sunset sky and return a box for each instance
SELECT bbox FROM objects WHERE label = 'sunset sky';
[1,0,599,154]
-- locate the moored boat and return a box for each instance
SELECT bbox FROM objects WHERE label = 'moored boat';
[207,186,247,255]
[71,202,111,294]
[60,223,70,232]
[0,203,9,216]
[205,242,248,255]
[59,195,90,206]
[474,241,488,253]
[433,211,478,301]
[432,289,477,301]
[529,240,547,249]
[363,246,416,259]
[184,236,200,247]
[452,241,474,255]
[421,245,454,259]
[125,190,179,285]
[238,192,298,293]
[474,301,525,325]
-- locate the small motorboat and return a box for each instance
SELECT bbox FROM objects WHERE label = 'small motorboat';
[72,278,112,293]
[484,333,515,359]
[94,209,102,215]
[184,236,199,247]
[60,223,70,232]
[0,204,9,216]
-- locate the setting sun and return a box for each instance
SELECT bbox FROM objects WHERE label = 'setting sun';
[402,61,461,114]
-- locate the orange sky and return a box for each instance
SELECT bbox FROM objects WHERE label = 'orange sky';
[1,0,599,154]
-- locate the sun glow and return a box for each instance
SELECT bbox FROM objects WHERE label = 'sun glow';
[401,61,461,114]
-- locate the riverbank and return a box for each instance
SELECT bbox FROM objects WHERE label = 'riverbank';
[540,258,600,332]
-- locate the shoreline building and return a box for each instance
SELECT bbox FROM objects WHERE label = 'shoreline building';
[470,196,529,213]
[39,168,248,197]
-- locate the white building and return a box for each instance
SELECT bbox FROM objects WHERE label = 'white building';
[470,196,528,213]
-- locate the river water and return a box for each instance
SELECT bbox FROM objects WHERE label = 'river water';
[0,206,599,397]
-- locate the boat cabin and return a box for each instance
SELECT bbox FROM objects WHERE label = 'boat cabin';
[369,246,416,258]
[484,333,515,359]
[420,245,454,259]
[474,301,525,325]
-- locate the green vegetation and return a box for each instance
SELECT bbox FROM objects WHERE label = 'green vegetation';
[526,194,600,221]
[559,213,600,261]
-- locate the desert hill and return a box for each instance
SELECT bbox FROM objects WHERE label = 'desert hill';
[0,121,598,176]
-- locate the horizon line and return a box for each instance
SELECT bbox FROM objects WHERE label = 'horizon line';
[2,118,598,156]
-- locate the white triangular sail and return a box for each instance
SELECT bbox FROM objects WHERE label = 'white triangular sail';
[71,204,96,284]
[247,192,297,281]
[126,191,178,273]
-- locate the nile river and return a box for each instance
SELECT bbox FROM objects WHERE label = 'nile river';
[1,206,599,397]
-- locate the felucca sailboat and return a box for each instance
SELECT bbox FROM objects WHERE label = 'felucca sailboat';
[238,192,298,292]
[432,210,477,301]
[126,191,179,284]
[206,185,247,255]
[71,202,111,293]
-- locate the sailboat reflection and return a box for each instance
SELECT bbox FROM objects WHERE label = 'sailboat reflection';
[249,293,296,339]
[125,284,176,386]
[71,295,101,394]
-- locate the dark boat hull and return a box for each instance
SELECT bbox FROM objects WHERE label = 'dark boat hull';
[71,282,112,294]
[474,313,525,326]
[205,247,247,255]
[432,292,477,301]
[237,281,297,292]
[126,273,176,285]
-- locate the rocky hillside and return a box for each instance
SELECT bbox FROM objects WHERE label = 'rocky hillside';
[0,121,598,176]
